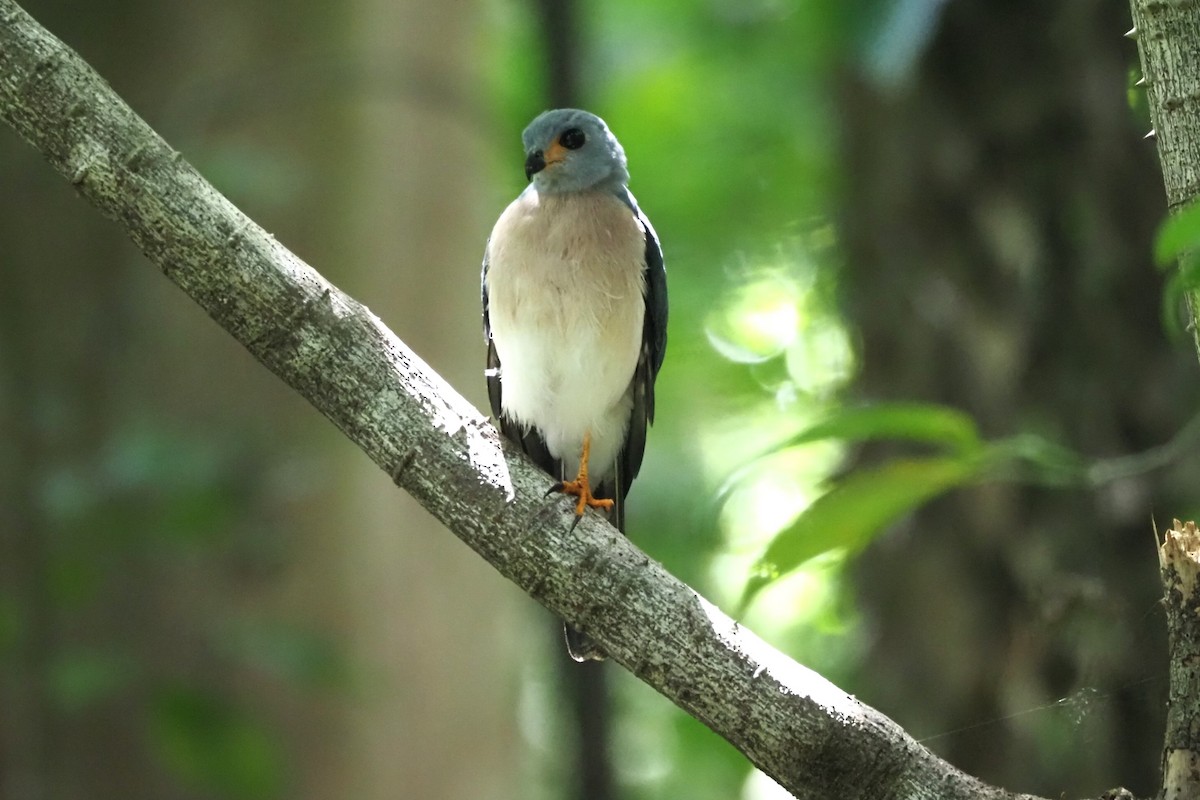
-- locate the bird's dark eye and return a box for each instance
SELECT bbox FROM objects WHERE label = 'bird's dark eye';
[559,128,586,150]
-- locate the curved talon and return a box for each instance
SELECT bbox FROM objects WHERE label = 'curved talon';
[555,477,614,516]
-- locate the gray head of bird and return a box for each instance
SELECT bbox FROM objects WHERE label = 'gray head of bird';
[521,108,630,195]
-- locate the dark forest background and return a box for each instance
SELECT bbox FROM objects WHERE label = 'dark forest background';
[0,1,1188,798]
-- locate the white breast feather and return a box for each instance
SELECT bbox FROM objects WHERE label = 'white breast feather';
[486,188,646,479]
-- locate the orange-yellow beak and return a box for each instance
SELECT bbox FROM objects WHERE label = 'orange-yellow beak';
[543,139,568,166]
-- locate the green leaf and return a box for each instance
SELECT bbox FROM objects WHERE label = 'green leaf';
[710,403,983,527]
[739,456,980,613]
[987,433,1088,486]
[782,403,983,453]
[1155,203,1200,268]
[1181,252,1200,293]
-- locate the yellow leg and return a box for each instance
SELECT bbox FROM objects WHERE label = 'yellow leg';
[550,432,614,518]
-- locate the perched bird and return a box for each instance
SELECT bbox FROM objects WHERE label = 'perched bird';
[481,109,668,661]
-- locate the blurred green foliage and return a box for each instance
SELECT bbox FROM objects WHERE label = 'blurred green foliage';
[6,419,342,796]
[484,0,881,796]
[3,0,1187,797]
[486,0,1190,796]
[740,454,980,612]
[47,648,139,713]
[729,399,1200,613]
[150,685,284,799]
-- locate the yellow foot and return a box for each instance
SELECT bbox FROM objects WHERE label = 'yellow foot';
[546,431,612,527]
[549,477,614,517]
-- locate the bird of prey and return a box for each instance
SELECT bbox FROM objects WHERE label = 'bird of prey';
[481,108,668,661]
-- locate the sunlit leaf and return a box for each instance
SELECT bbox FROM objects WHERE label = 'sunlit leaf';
[705,275,802,365]
[710,403,981,528]
[739,456,980,612]
[784,318,856,394]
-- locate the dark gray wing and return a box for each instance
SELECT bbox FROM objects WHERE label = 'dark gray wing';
[608,207,668,521]
[482,246,561,480]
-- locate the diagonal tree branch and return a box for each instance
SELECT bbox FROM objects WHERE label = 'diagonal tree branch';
[0,2,1088,798]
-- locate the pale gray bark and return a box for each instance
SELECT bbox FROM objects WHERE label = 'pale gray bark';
[1157,521,1200,800]
[1130,0,1200,361]
[1129,0,1200,211]
[0,1,1134,797]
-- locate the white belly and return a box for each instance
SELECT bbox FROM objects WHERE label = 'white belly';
[486,188,646,479]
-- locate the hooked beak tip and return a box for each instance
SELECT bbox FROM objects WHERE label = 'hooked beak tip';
[524,151,546,181]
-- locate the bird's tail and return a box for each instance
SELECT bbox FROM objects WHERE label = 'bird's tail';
[564,624,606,662]
[562,470,624,662]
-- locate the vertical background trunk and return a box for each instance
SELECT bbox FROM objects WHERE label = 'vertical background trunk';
[335,0,523,797]
[0,0,521,797]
